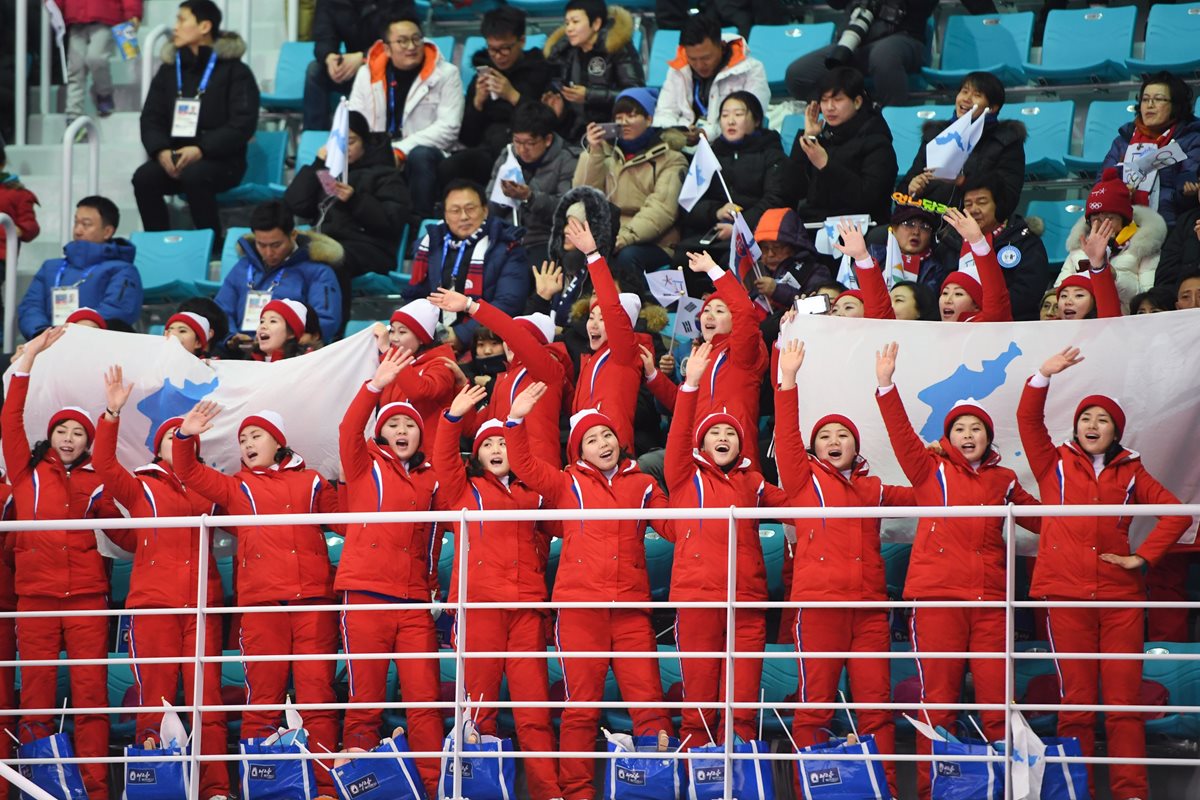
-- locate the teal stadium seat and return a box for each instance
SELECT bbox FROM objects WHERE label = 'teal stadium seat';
[1023,199,1085,265]
[195,226,251,295]
[646,29,680,88]
[111,558,133,606]
[1063,100,1136,174]
[217,130,290,205]
[343,319,377,337]
[260,41,315,112]
[881,542,911,597]
[999,100,1074,179]
[1023,6,1135,84]
[294,129,330,171]
[759,524,787,600]
[645,529,674,602]
[1127,3,1200,74]
[604,645,682,731]
[108,657,138,738]
[460,34,548,89]
[748,24,835,94]
[880,105,953,176]
[325,530,344,568]
[131,229,214,302]
[759,643,799,735]
[922,12,1033,88]
[779,114,803,156]
[1143,642,1200,738]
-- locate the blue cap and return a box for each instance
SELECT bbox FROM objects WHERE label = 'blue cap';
[615,87,660,116]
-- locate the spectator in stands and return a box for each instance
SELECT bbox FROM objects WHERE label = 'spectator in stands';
[176,296,227,353]
[0,144,39,270]
[869,206,947,295]
[1154,205,1200,291]
[62,0,142,121]
[285,110,410,326]
[17,196,142,339]
[530,185,623,326]
[785,0,937,108]
[1055,169,1167,311]
[1176,268,1200,309]
[485,102,576,266]
[752,208,832,313]
[440,6,554,188]
[404,180,529,351]
[574,87,688,275]
[899,71,1027,213]
[790,67,897,226]
[1129,286,1175,315]
[1039,289,1058,320]
[1102,71,1200,229]
[652,14,770,146]
[542,0,644,142]
[932,173,1052,321]
[215,200,343,351]
[654,0,758,39]
[304,0,402,130]
[348,7,463,219]
[133,0,259,242]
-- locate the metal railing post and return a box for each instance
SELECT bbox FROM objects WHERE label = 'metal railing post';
[452,511,469,800]
[1,213,20,348]
[1003,504,1016,800]
[0,761,57,800]
[722,507,737,799]
[141,26,171,105]
[39,4,51,117]
[286,0,299,44]
[240,0,253,63]
[15,0,28,144]
[60,117,101,246]
[189,515,212,799]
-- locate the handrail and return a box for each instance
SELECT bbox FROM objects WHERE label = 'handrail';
[286,0,298,45]
[140,24,171,105]
[14,0,27,144]
[0,213,19,347]
[39,3,51,122]
[60,117,101,246]
[0,761,56,800]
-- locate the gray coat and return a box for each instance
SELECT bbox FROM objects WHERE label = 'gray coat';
[486,133,576,248]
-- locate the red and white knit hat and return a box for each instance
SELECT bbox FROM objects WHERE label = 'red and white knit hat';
[693,408,745,450]
[376,401,425,441]
[239,410,287,447]
[943,398,993,441]
[472,418,506,453]
[810,414,861,451]
[514,313,554,345]
[166,311,211,350]
[590,293,642,328]
[390,299,440,344]
[152,416,191,455]
[1086,168,1133,223]
[48,407,95,442]
[567,407,616,461]
[941,263,983,308]
[262,299,307,338]
[1056,271,1096,297]
[1075,394,1126,438]
[65,307,106,329]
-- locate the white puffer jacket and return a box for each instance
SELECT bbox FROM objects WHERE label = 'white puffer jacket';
[1055,204,1167,310]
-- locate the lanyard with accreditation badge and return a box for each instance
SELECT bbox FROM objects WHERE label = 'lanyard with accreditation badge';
[240,263,287,332]
[171,50,218,138]
[50,264,99,326]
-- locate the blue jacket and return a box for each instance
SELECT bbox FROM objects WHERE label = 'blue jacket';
[867,241,947,296]
[1102,118,1200,228]
[18,238,142,338]
[404,215,529,346]
[215,231,344,342]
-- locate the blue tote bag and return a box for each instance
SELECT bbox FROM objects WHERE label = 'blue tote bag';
[239,737,319,800]
[437,729,517,800]
[686,740,776,800]
[797,735,891,800]
[16,729,88,800]
[333,734,427,800]
[930,738,1003,800]
[1040,737,1090,800]
[603,735,685,800]
[122,741,189,800]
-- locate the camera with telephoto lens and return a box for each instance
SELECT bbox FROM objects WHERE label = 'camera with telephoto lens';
[824,0,906,68]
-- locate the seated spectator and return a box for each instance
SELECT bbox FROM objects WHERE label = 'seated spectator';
[543,0,644,142]
[1129,286,1175,315]
[285,110,410,324]
[1176,268,1200,309]
[573,88,688,275]
[486,102,576,266]
[304,0,399,130]
[1154,205,1200,291]
[869,206,947,295]
[933,173,1053,321]
[529,185,623,326]
[654,0,758,39]
[404,180,529,351]
[0,144,39,269]
[1038,289,1058,320]
[17,196,142,339]
[133,0,259,241]
[899,71,1026,212]
[785,0,937,108]
[215,200,343,351]
[1102,71,1200,229]
[752,208,832,309]
[653,15,770,146]
[790,67,897,226]
[348,7,463,218]
[1054,169,1167,311]
[440,6,554,188]
[176,296,227,352]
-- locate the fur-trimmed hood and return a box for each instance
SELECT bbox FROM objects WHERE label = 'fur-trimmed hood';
[160,31,248,63]
[549,186,619,267]
[236,230,345,269]
[1065,204,1168,259]
[545,5,634,56]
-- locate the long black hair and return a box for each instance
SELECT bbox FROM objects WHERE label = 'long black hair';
[29,437,90,469]
[892,280,940,321]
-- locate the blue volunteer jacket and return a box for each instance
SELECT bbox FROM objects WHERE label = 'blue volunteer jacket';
[18,238,142,338]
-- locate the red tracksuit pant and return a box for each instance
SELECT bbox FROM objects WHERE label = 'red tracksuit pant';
[909,605,1006,800]
[793,608,897,798]
[16,594,110,800]
[340,591,443,796]
[240,602,338,793]
[1046,603,1146,800]
[0,616,14,795]
[675,607,764,746]
[128,611,229,800]
[555,608,675,800]
[454,608,560,800]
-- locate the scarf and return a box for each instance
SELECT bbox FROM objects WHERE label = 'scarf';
[617,128,657,159]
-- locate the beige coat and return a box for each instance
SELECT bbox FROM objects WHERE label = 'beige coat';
[573,138,687,254]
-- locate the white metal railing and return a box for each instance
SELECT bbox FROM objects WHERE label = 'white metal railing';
[140,25,171,105]
[0,212,19,347]
[59,117,101,247]
[13,0,28,144]
[1,503,1198,800]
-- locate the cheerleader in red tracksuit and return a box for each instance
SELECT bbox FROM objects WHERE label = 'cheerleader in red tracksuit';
[1054,217,1124,320]
[94,367,229,800]
[434,384,561,800]
[505,380,675,799]
[0,471,15,796]
[1019,347,1192,800]
[336,347,444,795]
[172,401,339,793]
[1,328,118,800]
[774,340,915,799]
[250,298,318,361]
[663,341,786,747]
[874,342,1040,800]
[377,298,459,453]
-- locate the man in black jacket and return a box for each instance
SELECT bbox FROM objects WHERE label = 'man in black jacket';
[132,0,259,241]
[303,0,410,130]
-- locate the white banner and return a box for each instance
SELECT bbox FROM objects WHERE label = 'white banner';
[778,312,1200,549]
[2,326,380,479]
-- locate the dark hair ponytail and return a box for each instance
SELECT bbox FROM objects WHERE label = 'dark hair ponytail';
[29,440,52,468]
[273,446,295,464]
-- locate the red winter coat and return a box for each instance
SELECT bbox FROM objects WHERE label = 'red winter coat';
[663,386,785,601]
[380,343,457,454]
[0,177,40,262]
[336,381,442,600]
[473,300,571,467]
[854,258,896,321]
[1018,378,1193,600]
[572,254,642,451]
[172,433,335,605]
[1,373,117,599]
[0,475,15,610]
[504,415,666,602]
[954,241,1012,323]
[775,386,914,601]
[433,414,549,603]
[61,0,143,26]
[92,415,222,608]
[876,385,1040,601]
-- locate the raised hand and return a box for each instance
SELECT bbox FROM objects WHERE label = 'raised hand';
[179,400,221,437]
[778,340,806,389]
[448,384,488,418]
[564,217,597,255]
[436,356,469,389]
[685,250,718,273]
[17,326,66,372]
[370,347,415,390]
[1039,346,1084,378]
[429,288,471,313]
[831,219,869,261]
[1082,217,1117,267]
[943,207,983,245]
[876,341,899,387]
[658,352,676,376]
[103,366,134,414]
[637,345,656,378]
[532,261,564,300]
[510,381,547,419]
[803,101,821,137]
[373,322,390,355]
[684,341,714,387]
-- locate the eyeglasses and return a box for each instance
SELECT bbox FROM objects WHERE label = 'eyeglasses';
[898,220,933,232]
[446,203,482,218]
[486,40,520,56]
[389,34,424,49]
[1139,94,1171,106]
[511,136,545,148]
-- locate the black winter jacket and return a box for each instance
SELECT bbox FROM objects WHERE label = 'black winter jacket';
[899,116,1027,211]
[791,106,898,225]
[485,134,576,248]
[1156,205,1200,289]
[462,48,555,153]
[312,0,410,64]
[681,129,795,236]
[934,212,1053,321]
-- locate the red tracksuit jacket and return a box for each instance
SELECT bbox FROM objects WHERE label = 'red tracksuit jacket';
[0,476,15,611]
[93,416,221,608]
[380,343,458,453]
[876,385,1040,601]
[571,254,642,451]
[336,381,441,600]
[172,434,335,605]
[662,386,784,601]
[1,373,117,599]
[432,414,549,603]
[504,416,666,602]
[776,386,914,601]
[1017,379,1192,600]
